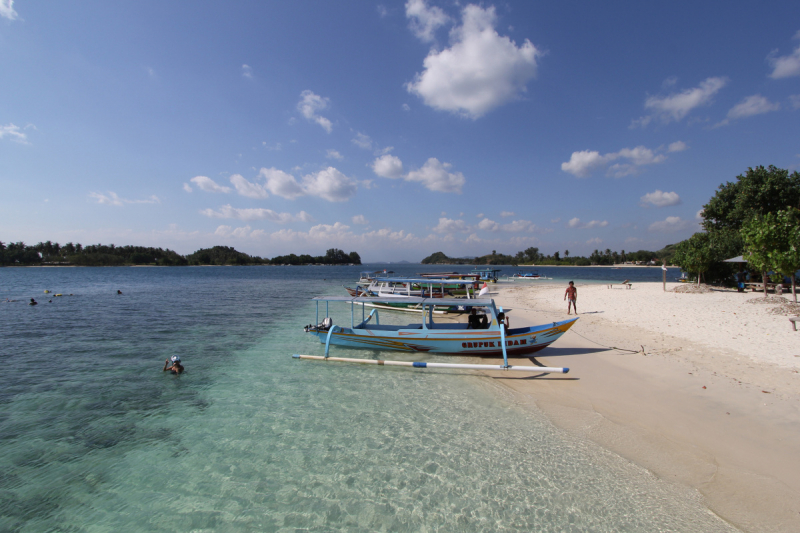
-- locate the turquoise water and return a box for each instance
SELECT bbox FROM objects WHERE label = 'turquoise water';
[1,266,736,532]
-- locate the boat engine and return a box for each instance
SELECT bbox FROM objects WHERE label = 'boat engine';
[304,316,333,333]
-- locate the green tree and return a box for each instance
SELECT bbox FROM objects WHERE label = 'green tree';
[672,233,715,285]
[741,209,800,300]
[703,165,800,232]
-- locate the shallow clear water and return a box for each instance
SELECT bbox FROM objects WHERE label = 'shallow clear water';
[1,266,736,532]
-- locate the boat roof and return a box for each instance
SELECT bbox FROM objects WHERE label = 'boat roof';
[472,267,502,272]
[374,277,478,286]
[312,295,495,306]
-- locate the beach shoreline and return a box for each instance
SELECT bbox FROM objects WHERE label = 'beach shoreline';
[489,281,800,533]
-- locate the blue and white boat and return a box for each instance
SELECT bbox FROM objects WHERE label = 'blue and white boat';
[303,295,578,359]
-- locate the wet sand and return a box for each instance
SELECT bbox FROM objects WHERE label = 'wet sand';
[489,281,800,533]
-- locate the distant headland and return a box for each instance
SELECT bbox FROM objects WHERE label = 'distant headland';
[0,242,362,267]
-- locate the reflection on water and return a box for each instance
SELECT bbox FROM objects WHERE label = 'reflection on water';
[0,266,735,532]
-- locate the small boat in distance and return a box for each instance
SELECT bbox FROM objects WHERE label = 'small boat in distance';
[508,271,550,280]
[357,270,395,284]
[472,267,502,283]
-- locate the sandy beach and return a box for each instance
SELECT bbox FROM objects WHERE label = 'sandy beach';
[491,281,800,533]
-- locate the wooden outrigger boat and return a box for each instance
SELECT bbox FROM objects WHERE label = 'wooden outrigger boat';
[344,278,479,314]
[472,267,502,283]
[356,270,394,284]
[508,271,551,280]
[296,295,577,373]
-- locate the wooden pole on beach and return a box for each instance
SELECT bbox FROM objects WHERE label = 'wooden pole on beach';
[662,260,667,291]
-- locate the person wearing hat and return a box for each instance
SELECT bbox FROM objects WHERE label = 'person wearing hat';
[163,355,184,374]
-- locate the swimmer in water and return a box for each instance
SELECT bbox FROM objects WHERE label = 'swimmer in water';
[163,355,184,374]
[29,298,38,306]
[117,290,123,295]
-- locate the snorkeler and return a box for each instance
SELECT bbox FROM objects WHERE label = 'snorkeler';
[163,355,184,374]
[117,290,123,295]
[29,298,38,306]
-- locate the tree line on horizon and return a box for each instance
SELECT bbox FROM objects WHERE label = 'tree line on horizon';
[0,243,362,267]
[670,165,800,300]
[421,246,676,267]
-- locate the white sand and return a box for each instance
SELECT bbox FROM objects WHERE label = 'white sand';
[485,281,800,533]
[534,281,799,370]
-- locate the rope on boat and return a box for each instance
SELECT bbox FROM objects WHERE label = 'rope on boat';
[505,305,642,354]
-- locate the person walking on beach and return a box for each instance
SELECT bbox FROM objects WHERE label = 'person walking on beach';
[564,281,577,315]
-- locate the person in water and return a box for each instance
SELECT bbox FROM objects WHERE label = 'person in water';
[117,290,123,295]
[29,298,38,306]
[163,355,184,374]
[565,281,578,314]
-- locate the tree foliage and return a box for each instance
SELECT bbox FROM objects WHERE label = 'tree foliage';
[672,233,715,284]
[703,165,800,232]
[741,209,800,300]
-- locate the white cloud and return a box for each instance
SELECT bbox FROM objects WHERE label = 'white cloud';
[768,32,800,79]
[297,90,333,133]
[726,94,780,119]
[352,214,368,225]
[371,154,405,179]
[648,216,695,232]
[640,190,681,207]
[636,76,728,124]
[406,158,465,193]
[229,174,269,199]
[201,204,312,223]
[478,218,500,232]
[433,217,469,233]
[500,210,515,217]
[89,192,160,206]
[790,94,800,110]
[260,167,305,199]
[242,64,253,79]
[402,103,411,112]
[191,176,231,194]
[406,4,540,119]
[326,149,343,160]
[405,0,450,42]
[502,220,536,232]
[0,123,28,144]
[351,132,372,150]
[568,218,608,229]
[183,183,193,193]
[0,0,18,20]
[476,213,484,218]
[561,150,608,178]
[668,141,688,152]
[586,237,603,245]
[302,167,358,202]
[561,145,668,178]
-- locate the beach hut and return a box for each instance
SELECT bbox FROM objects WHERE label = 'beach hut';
[724,256,749,292]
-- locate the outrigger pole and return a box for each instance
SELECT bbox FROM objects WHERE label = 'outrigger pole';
[292,354,569,373]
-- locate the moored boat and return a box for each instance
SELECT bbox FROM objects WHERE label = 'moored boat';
[303,295,578,358]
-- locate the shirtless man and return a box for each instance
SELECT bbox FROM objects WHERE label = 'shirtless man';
[564,281,577,315]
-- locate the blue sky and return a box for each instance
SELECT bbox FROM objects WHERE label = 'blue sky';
[1,0,798,261]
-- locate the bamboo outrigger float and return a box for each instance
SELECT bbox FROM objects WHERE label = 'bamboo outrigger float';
[294,295,577,373]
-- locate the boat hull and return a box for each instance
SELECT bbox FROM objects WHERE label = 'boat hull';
[307,319,577,357]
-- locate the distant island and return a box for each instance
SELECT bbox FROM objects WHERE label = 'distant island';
[421,246,677,266]
[0,242,362,267]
